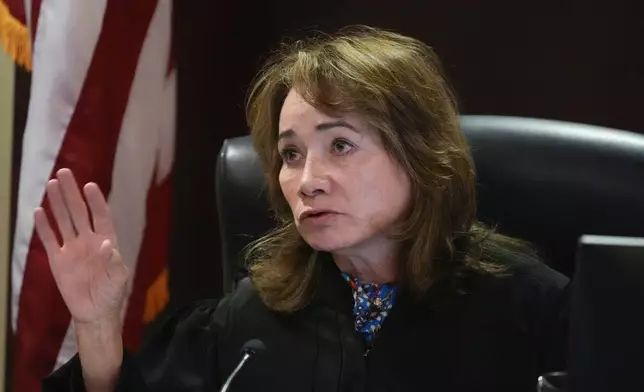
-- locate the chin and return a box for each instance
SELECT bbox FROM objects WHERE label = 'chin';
[300,232,360,252]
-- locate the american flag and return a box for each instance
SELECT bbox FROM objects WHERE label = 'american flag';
[9,1,175,390]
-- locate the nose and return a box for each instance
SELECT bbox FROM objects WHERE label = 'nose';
[299,156,330,198]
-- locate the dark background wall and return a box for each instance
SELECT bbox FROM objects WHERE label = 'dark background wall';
[169,0,643,305]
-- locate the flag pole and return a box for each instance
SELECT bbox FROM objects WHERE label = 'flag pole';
[0,47,16,392]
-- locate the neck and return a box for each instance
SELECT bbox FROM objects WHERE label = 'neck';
[331,242,398,284]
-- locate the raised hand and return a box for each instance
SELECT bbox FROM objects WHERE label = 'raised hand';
[34,168,129,328]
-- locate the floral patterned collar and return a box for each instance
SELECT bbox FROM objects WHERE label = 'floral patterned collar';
[341,273,397,352]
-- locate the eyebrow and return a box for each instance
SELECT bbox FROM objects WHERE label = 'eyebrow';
[278,120,358,141]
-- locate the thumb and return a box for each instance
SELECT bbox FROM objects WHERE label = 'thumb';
[99,240,129,285]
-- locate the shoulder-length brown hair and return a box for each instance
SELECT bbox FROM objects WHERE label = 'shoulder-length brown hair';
[244,25,532,312]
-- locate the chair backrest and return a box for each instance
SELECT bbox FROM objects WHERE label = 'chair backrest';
[216,115,644,294]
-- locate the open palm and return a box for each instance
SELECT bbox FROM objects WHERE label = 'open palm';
[34,168,129,326]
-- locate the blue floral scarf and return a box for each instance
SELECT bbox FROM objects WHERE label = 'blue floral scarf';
[341,273,397,352]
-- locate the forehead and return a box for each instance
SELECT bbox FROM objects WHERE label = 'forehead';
[279,89,321,128]
[278,88,370,133]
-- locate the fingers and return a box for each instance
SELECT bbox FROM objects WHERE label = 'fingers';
[56,168,92,236]
[45,180,76,243]
[33,207,61,257]
[84,183,117,245]
[41,168,115,246]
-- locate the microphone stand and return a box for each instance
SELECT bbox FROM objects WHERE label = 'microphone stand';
[220,352,253,392]
[219,339,265,392]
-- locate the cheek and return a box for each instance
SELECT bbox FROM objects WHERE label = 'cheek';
[278,169,300,208]
[390,169,412,214]
[354,165,411,225]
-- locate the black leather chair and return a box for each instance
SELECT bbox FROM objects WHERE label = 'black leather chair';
[216,115,644,294]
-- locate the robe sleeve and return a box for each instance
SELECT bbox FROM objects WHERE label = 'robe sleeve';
[42,298,227,392]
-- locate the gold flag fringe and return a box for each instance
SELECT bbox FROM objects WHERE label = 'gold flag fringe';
[143,267,170,324]
[0,1,31,70]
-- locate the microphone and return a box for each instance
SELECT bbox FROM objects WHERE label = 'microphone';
[219,339,266,392]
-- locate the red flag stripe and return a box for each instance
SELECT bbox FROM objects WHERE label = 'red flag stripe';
[122,171,173,351]
[12,0,159,390]
[4,0,26,24]
[53,0,175,369]
[29,0,40,42]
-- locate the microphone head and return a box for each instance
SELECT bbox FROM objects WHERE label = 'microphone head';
[241,339,265,357]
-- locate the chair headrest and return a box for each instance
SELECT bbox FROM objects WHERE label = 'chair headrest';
[217,115,644,293]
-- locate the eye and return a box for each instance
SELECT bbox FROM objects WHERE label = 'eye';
[331,139,354,155]
[279,147,301,163]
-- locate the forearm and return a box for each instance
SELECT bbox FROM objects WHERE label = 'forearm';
[74,320,123,392]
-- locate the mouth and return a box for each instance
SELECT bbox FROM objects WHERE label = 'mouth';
[300,210,338,220]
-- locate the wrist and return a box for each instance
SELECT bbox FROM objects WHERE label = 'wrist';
[74,318,122,359]
[73,317,122,341]
[74,319,123,391]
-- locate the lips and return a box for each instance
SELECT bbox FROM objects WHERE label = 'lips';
[300,209,338,220]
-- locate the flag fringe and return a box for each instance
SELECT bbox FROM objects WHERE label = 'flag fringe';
[143,268,170,323]
[0,1,31,70]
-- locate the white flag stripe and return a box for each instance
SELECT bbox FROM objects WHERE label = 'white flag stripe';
[53,0,175,369]
[11,0,108,333]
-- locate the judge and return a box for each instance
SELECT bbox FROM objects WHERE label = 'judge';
[41,25,568,392]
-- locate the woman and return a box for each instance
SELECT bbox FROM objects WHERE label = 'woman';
[42,26,568,392]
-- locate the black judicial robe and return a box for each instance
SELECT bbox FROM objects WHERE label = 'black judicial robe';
[43,252,569,392]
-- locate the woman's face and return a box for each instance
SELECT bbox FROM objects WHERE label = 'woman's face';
[277,89,411,256]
